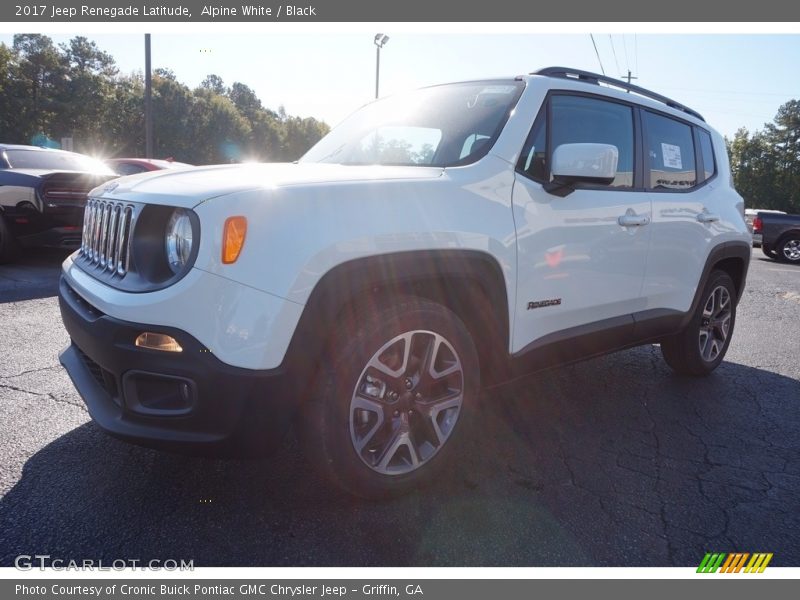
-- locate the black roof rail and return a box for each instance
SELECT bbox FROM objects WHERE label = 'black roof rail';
[532,66,705,122]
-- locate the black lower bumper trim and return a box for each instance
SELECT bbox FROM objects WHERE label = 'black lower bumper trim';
[58,276,294,456]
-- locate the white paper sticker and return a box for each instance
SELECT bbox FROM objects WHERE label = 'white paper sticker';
[661,143,683,169]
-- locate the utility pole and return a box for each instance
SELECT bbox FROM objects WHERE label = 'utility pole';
[145,34,153,158]
[623,69,638,86]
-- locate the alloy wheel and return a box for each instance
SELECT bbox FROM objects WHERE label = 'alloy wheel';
[698,285,732,362]
[783,239,800,262]
[349,330,464,475]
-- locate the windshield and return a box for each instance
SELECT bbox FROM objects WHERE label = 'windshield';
[300,80,524,167]
[4,149,115,174]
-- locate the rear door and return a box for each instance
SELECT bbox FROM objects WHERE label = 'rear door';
[640,111,717,313]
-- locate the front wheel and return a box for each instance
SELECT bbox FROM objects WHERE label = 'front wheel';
[661,270,737,376]
[304,296,480,498]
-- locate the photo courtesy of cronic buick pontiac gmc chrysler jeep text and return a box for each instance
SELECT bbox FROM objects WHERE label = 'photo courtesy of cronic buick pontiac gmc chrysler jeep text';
[58,68,751,498]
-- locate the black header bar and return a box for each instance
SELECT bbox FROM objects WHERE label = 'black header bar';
[3,0,800,22]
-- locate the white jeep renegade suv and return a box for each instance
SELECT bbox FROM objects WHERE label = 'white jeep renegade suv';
[59,67,750,497]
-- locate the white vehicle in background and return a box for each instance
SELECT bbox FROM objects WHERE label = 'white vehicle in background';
[58,68,751,498]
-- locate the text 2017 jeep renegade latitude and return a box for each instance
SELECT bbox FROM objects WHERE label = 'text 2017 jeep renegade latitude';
[59,68,751,497]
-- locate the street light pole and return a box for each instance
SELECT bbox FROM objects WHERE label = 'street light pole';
[374,33,389,99]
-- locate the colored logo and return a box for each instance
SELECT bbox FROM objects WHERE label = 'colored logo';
[697,552,773,573]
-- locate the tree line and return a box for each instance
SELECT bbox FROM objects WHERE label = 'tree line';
[0,34,329,164]
[726,100,800,213]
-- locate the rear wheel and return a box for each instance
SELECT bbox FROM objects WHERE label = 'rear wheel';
[0,215,19,264]
[304,296,479,498]
[661,270,737,376]
[761,243,777,259]
[777,234,800,264]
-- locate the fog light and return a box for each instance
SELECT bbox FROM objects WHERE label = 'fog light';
[135,332,183,353]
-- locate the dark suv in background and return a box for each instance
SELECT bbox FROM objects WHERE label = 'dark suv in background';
[0,144,117,263]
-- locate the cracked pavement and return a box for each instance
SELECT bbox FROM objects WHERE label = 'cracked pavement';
[0,251,798,566]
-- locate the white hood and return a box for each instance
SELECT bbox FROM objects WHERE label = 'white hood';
[90,162,444,208]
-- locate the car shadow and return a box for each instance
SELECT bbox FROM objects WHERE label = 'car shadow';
[1,345,798,567]
[0,248,70,303]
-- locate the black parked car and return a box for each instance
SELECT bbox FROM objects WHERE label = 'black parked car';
[0,144,117,263]
[755,211,800,264]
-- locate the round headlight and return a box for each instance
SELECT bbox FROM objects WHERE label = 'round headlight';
[165,208,193,274]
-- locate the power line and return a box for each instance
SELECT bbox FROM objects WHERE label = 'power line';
[622,35,630,73]
[589,34,605,76]
[608,35,621,76]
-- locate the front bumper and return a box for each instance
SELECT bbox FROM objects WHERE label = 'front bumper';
[58,276,294,456]
[7,205,84,248]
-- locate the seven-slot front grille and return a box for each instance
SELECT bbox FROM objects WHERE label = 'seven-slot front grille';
[80,199,134,276]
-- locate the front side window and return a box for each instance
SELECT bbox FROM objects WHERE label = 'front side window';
[517,108,547,181]
[517,95,635,188]
[301,81,524,167]
[643,112,697,190]
[550,95,635,188]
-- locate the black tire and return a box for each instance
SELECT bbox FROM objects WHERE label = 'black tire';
[302,295,480,499]
[775,234,800,264]
[660,270,737,376]
[0,214,20,264]
[761,243,777,260]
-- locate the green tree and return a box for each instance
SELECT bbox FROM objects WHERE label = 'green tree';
[200,74,226,95]
[728,100,800,213]
[60,36,118,152]
[11,34,67,142]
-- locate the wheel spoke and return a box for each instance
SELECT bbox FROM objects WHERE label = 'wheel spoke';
[351,395,385,452]
[699,330,711,360]
[376,430,418,471]
[367,332,413,379]
[428,335,462,380]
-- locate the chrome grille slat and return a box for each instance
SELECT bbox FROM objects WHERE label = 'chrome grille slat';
[99,203,111,267]
[117,206,132,275]
[79,199,134,278]
[105,205,119,271]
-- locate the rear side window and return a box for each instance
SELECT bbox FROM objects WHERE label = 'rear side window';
[643,112,697,190]
[697,129,716,182]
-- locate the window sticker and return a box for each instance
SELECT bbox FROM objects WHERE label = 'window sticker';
[661,143,683,169]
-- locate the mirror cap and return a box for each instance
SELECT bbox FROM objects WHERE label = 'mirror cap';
[552,143,618,185]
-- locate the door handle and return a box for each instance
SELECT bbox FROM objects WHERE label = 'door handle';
[697,212,720,223]
[618,213,650,227]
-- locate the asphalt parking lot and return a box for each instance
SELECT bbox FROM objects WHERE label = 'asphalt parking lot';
[0,250,798,567]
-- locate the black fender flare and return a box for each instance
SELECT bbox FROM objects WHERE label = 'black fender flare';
[281,249,511,386]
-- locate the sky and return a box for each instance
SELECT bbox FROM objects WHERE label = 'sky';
[1,32,798,137]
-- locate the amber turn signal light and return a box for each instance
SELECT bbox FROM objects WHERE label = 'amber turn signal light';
[222,216,247,264]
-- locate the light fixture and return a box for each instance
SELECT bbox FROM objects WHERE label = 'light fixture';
[135,332,183,353]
